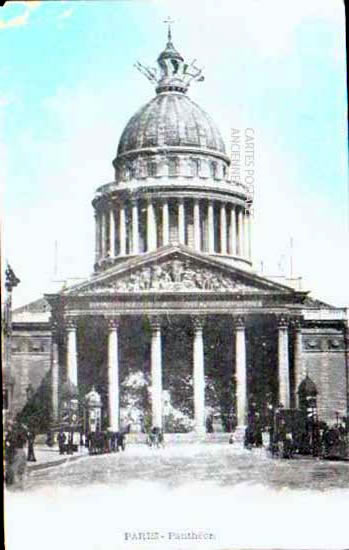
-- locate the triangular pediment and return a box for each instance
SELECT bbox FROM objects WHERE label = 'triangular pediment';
[63,245,302,297]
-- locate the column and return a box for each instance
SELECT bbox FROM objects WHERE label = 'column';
[51,323,59,423]
[229,206,237,255]
[244,210,252,259]
[147,200,157,251]
[193,199,201,251]
[119,203,126,256]
[132,200,139,254]
[162,200,169,246]
[66,319,78,388]
[149,317,162,428]
[247,212,252,260]
[208,201,215,253]
[235,316,247,428]
[294,321,305,407]
[94,211,100,263]
[192,316,206,434]
[178,198,185,245]
[237,208,244,256]
[220,203,227,254]
[108,318,120,431]
[109,207,115,257]
[101,210,107,258]
[278,317,290,408]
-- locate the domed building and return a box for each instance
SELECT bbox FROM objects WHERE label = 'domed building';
[9,29,348,436]
[92,29,251,273]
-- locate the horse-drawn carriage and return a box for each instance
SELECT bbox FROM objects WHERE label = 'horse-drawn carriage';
[87,430,127,454]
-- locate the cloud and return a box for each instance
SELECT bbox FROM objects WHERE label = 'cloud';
[0,1,41,30]
[58,8,74,20]
[0,10,30,30]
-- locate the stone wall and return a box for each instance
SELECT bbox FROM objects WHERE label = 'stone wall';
[10,328,52,418]
[302,327,347,424]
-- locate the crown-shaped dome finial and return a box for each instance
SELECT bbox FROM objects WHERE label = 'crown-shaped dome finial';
[134,22,205,95]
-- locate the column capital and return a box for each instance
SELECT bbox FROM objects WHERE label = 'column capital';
[277,315,289,329]
[149,315,162,331]
[192,315,205,331]
[233,315,245,329]
[291,317,303,331]
[65,318,77,330]
[50,318,60,339]
[107,317,120,331]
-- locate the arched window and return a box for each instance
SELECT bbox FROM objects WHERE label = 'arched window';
[210,161,217,179]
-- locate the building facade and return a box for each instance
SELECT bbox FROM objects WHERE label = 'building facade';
[9,31,349,433]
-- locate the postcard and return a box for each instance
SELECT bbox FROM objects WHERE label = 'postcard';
[2,1,348,550]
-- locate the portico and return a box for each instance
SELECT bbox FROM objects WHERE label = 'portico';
[48,245,308,435]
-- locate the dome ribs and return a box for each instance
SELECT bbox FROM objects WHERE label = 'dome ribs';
[115,93,227,161]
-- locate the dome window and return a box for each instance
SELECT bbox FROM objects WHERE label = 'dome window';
[147,160,157,177]
[168,157,178,177]
[210,161,217,179]
[191,158,201,177]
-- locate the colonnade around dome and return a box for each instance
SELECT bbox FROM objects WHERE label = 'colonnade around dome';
[94,197,252,271]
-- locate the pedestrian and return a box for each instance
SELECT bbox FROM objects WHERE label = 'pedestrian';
[57,429,66,455]
[27,429,36,462]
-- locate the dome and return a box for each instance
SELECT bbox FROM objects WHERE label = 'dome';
[298,376,318,396]
[117,93,226,157]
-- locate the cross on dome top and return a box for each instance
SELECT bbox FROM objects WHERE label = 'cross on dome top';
[134,23,204,94]
[163,16,174,42]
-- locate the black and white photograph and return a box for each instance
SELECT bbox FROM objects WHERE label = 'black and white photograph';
[2,1,348,549]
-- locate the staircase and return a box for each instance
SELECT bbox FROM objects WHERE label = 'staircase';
[126,432,233,444]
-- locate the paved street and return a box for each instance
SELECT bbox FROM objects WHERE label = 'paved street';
[5,443,349,550]
[25,443,349,491]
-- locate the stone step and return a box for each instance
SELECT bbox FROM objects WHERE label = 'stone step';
[126,432,233,444]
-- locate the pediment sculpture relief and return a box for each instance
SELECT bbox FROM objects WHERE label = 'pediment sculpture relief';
[83,260,251,294]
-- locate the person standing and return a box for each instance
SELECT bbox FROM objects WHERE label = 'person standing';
[57,430,66,455]
[27,430,36,462]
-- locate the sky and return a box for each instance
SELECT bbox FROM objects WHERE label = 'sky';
[1,0,348,308]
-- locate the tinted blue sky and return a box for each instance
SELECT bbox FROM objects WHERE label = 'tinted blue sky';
[1,0,348,306]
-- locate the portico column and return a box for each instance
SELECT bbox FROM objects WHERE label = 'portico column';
[162,200,169,246]
[229,206,237,255]
[66,319,78,388]
[208,201,215,253]
[149,317,162,428]
[278,317,290,408]
[192,316,206,434]
[109,206,115,257]
[132,200,139,254]
[107,318,120,431]
[178,198,185,245]
[294,321,305,407]
[193,199,201,251]
[235,316,247,428]
[119,203,126,256]
[50,322,59,423]
[220,203,227,254]
[147,200,157,251]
